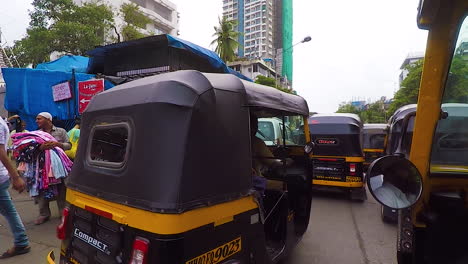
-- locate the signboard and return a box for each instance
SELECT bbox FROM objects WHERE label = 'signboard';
[52,82,72,102]
[78,79,104,113]
[315,138,339,145]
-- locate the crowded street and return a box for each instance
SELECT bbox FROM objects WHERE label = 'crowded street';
[0,189,397,263]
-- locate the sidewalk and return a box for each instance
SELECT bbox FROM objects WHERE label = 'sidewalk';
[0,187,60,263]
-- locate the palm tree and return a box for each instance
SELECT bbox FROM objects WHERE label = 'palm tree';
[211,17,240,62]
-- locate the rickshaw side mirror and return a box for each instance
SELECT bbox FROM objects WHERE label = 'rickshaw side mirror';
[304,141,314,154]
[367,155,423,210]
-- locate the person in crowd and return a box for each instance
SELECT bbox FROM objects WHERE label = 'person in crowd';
[34,112,71,225]
[0,116,30,258]
[65,117,80,161]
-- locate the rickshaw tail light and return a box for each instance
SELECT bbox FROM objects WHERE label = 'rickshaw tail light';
[349,163,356,174]
[130,237,150,264]
[57,207,70,240]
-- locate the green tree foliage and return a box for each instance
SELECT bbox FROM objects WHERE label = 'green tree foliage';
[360,102,387,123]
[211,17,240,62]
[336,103,360,115]
[13,0,114,67]
[254,75,293,94]
[120,3,152,41]
[443,55,468,102]
[336,101,387,123]
[387,59,423,115]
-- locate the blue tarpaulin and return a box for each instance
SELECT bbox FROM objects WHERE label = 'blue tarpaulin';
[166,35,253,82]
[2,68,114,130]
[36,55,89,73]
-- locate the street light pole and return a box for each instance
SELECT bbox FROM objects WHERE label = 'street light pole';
[274,36,311,89]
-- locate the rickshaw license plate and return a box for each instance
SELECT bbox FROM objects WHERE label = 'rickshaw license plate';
[185,237,241,264]
[346,176,361,182]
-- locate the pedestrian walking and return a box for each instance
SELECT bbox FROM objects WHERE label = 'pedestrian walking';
[34,112,71,225]
[0,116,30,259]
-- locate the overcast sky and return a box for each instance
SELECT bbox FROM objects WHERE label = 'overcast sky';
[0,0,428,113]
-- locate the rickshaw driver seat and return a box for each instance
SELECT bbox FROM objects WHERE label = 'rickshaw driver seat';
[250,115,293,187]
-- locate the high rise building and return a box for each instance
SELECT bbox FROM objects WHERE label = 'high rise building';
[399,52,424,85]
[223,0,293,83]
[74,0,179,37]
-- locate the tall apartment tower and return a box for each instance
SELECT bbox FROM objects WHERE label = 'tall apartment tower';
[74,0,179,36]
[222,0,293,84]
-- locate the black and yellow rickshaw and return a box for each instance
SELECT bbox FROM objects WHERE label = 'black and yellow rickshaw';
[362,123,387,170]
[366,1,468,263]
[308,113,366,201]
[47,70,313,264]
[379,104,416,223]
[385,104,417,156]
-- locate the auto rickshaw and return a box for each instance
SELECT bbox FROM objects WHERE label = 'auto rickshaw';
[366,1,468,263]
[362,123,387,170]
[47,70,313,264]
[308,113,366,201]
[378,105,417,223]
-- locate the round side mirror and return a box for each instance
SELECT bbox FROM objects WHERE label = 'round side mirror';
[367,155,423,209]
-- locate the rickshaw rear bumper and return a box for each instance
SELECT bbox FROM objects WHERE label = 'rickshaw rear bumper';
[312,179,364,188]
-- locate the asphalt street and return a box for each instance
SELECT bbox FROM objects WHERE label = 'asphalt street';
[284,189,397,264]
[0,187,397,263]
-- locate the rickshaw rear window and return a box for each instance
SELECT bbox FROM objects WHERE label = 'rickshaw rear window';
[89,123,129,167]
[430,16,468,176]
[363,134,386,149]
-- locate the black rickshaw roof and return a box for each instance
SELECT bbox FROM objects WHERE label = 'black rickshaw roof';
[69,70,308,214]
[88,70,309,116]
[363,123,387,134]
[308,113,362,127]
[388,104,417,125]
[363,124,387,130]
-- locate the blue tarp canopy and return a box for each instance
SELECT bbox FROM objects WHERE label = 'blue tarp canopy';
[2,68,114,130]
[166,35,253,82]
[36,55,89,73]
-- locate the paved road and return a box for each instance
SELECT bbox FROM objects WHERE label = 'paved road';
[0,187,397,263]
[284,189,397,264]
[0,189,60,264]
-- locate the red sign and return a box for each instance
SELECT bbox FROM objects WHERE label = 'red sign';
[316,138,339,145]
[78,79,104,113]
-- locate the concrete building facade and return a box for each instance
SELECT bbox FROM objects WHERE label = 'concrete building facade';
[399,52,424,85]
[222,0,293,83]
[74,0,179,37]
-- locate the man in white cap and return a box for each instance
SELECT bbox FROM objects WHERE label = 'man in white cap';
[34,112,71,225]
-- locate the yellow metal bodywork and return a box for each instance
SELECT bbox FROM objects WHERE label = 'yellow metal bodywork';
[363,148,384,153]
[410,0,468,227]
[312,179,363,188]
[310,155,364,163]
[67,189,258,235]
[47,251,55,264]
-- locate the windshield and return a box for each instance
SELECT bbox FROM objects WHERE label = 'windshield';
[363,132,386,149]
[256,116,306,146]
[430,16,468,176]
